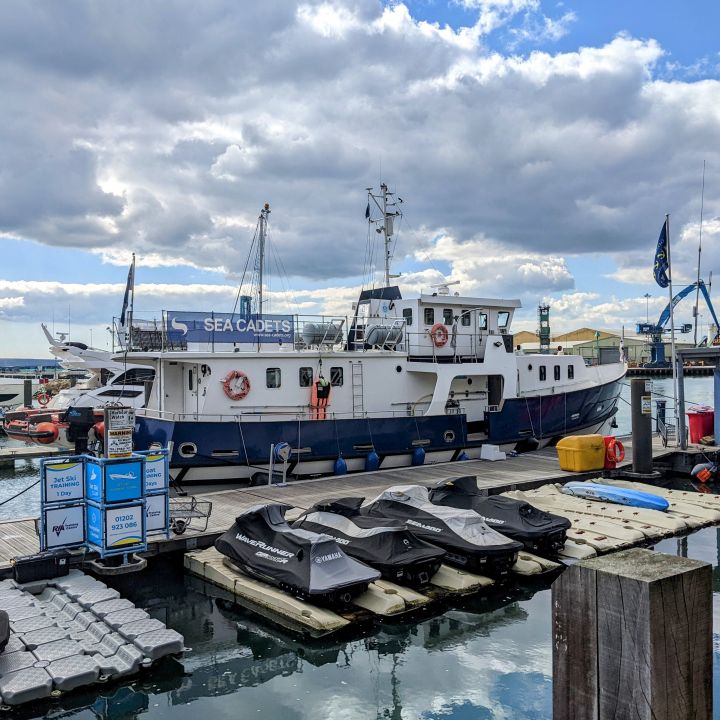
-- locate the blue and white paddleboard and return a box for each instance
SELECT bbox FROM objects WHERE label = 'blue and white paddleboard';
[560,482,669,511]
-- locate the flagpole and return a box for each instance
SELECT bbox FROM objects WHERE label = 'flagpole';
[666,213,679,445]
[129,252,136,351]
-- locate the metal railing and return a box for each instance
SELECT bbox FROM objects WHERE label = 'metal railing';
[116,312,518,357]
[138,403,468,423]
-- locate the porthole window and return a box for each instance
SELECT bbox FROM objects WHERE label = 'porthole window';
[444,430,456,443]
[396,365,402,373]
[178,442,197,458]
[299,367,313,387]
[539,366,546,381]
[266,368,281,388]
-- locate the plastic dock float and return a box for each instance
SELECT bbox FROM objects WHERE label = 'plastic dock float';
[185,548,502,630]
[511,553,562,576]
[184,547,351,635]
[0,570,184,706]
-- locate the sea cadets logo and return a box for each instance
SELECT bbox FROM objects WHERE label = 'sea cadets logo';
[171,317,189,335]
[52,516,80,537]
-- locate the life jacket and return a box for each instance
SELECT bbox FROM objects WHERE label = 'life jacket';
[311,376,331,420]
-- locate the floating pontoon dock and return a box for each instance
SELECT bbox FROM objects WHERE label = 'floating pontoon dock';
[0,436,692,576]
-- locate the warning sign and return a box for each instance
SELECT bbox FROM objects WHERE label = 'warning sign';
[641,395,652,415]
[104,407,135,459]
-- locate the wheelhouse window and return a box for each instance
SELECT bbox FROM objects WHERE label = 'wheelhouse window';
[461,311,471,326]
[554,365,561,381]
[478,313,488,330]
[568,365,575,379]
[266,368,281,388]
[498,311,510,329]
[97,389,143,398]
[330,367,344,386]
[539,366,546,381]
[443,309,454,325]
[424,307,434,325]
[112,368,155,386]
[402,308,413,326]
[299,367,313,387]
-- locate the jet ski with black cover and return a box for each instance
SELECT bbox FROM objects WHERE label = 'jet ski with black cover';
[361,485,523,577]
[214,503,380,607]
[428,476,571,556]
[292,497,446,588]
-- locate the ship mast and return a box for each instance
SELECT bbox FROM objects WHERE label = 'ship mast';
[257,202,270,318]
[367,183,401,287]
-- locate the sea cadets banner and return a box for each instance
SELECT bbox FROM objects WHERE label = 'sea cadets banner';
[653,220,669,288]
[166,311,294,344]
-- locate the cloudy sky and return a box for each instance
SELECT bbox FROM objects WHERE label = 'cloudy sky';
[2,0,720,356]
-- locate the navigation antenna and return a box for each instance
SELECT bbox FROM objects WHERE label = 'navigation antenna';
[367,183,402,287]
[256,202,271,319]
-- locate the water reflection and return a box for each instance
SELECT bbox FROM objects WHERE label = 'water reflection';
[7,521,720,720]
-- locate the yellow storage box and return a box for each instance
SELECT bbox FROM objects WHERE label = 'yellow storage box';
[556,434,606,472]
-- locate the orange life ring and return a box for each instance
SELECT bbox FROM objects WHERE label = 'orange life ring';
[429,323,449,348]
[605,438,625,464]
[222,370,251,401]
[36,392,50,407]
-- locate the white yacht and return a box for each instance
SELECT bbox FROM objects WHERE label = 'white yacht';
[125,187,626,484]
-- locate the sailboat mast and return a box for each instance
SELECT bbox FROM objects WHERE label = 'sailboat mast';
[257,203,270,319]
[382,183,391,287]
[693,161,706,346]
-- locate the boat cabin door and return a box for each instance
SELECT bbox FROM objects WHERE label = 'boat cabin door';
[184,363,199,416]
[475,308,489,359]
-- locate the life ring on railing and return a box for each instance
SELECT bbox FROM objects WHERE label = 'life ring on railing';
[36,392,50,407]
[429,323,449,348]
[222,370,251,401]
[605,438,625,466]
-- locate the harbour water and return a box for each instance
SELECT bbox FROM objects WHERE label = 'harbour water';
[0,375,718,719]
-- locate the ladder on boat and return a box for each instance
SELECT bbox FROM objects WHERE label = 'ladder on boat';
[351,362,364,418]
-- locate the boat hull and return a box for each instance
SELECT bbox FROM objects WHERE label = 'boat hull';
[134,376,624,483]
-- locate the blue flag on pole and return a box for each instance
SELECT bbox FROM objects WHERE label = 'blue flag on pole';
[120,257,135,326]
[653,220,669,288]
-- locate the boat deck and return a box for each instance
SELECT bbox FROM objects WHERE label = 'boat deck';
[0,437,675,575]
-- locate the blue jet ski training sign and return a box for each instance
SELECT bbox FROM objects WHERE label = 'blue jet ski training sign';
[166,311,294,343]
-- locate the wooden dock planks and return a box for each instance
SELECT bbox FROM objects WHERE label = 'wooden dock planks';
[0,435,682,576]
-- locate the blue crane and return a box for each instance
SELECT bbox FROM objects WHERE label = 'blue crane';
[636,280,720,367]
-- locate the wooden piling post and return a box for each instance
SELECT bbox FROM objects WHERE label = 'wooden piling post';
[552,547,712,720]
[23,379,32,407]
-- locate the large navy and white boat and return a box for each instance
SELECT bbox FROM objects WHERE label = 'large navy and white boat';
[128,187,626,484]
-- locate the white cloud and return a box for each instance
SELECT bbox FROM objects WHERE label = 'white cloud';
[1,1,720,347]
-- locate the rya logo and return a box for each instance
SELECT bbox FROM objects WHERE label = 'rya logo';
[52,517,78,536]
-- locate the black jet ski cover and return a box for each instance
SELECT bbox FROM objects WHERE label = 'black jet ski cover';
[292,497,446,587]
[361,485,523,577]
[428,476,571,555]
[215,503,380,607]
